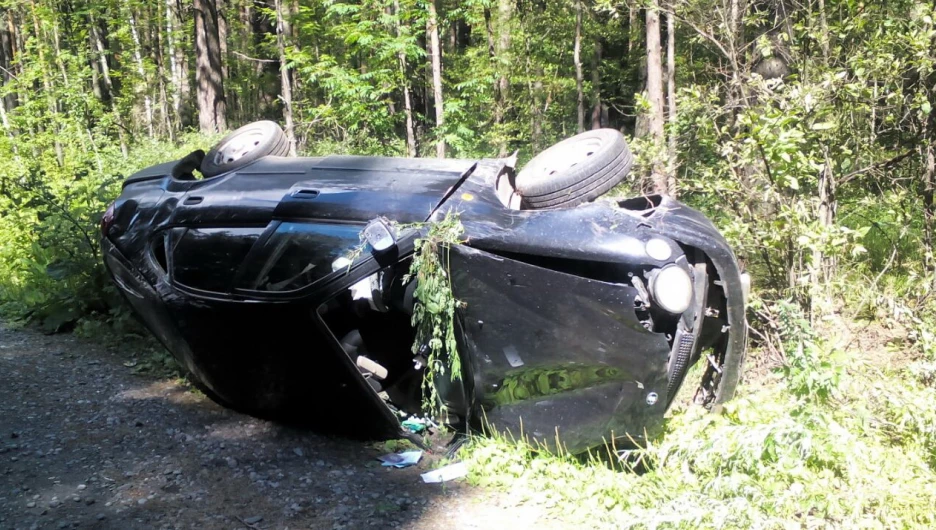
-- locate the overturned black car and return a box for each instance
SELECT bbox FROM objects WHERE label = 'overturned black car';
[101,121,748,452]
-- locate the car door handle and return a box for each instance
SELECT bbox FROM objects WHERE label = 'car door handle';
[183,196,203,205]
[291,189,320,199]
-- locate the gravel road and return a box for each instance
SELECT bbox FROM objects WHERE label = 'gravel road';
[0,324,560,530]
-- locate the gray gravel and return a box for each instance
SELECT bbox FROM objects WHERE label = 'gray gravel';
[0,323,562,529]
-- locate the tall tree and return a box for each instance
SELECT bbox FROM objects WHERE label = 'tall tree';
[394,0,417,157]
[128,8,154,138]
[493,0,512,155]
[168,0,192,129]
[194,0,227,133]
[0,16,17,113]
[274,0,296,155]
[574,0,584,133]
[427,0,444,158]
[645,0,667,194]
[591,35,602,129]
[666,11,676,182]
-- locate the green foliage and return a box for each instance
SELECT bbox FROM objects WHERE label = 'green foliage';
[404,210,466,417]
[773,300,843,402]
[0,133,214,331]
[460,333,936,529]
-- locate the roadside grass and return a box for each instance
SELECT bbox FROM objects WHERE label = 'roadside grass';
[454,313,936,529]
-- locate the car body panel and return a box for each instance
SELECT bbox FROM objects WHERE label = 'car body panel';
[448,244,670,450]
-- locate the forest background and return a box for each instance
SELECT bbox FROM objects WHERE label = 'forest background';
[1,0,936,527]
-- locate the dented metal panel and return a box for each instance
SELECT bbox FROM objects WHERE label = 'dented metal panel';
[447,245,670,452]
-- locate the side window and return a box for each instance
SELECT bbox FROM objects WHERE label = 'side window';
[236,222,363,292]
[171,227,264,293]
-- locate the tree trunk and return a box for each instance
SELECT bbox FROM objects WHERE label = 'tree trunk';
[218,0,229,81]
[89,47,102,102]
[666,11,677,191]
[493,0,512,155]
[394,0,416,157]
[811,149,837,308]
[427,0,445,158]
[0,19,18,112]
[91,21,114,101]
[167,0,180,130]
[194,0,228,134]
[817,0,830,61]
[274,0,296,155]
[129,9,155,138]
[150,5,173,139]
[574,0,584,133]
[591,37,602,129]
[90,16,127,156]
[522,19,543,151]
[925,143,935,278]
[51,22,69,88]
[924,105,936,279]
[483,8,495,58]
[628,5,638,54]
[645,1,666,194]
[28,0,63,165]
[249,0,279,120]
[171,0,192,129]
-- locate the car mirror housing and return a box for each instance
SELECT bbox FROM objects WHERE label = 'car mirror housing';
[363,218,397,254]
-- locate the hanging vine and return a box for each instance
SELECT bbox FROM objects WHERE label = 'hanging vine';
[403,211,467,417]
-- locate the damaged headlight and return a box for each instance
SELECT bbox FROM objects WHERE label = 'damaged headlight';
[649,265,693,314]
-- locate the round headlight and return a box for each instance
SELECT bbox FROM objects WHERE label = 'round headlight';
[651,265,693,314]
[645,238,672,261]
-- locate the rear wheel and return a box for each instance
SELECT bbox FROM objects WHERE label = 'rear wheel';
[200,120,290,178]
[516,128,632,209]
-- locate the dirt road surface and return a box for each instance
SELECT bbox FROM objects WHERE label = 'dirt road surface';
[0,324,561,529]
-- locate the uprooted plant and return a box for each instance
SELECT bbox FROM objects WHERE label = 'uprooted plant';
[403,210,467,419]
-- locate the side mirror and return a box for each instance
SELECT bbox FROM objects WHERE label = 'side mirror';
[363,218,396,254]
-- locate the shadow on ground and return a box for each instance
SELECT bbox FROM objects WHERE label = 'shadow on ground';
[0,324,557,530]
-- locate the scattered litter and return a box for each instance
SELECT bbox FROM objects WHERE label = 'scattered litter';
[377,450,422,468]
[401,417,427,433]
[420,462,468,483]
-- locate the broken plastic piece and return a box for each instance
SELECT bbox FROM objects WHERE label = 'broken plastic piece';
[401,417,427,433]
[420,462,468,483]
[377,450,423,468]
[356,355,388,380]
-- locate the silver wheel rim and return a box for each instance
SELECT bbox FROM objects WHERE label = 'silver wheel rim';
[213,130,267,166]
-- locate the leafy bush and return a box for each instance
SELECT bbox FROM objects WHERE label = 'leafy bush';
[0,132,216,332]
[460,334,936,529]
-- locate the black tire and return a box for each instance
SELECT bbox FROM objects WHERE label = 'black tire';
[516,128,632,209]
[200,120,290,178]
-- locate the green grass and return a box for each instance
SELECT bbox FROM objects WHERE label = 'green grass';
[454,317,936,529]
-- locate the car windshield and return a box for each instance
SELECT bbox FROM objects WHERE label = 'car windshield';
[238,222,364,292]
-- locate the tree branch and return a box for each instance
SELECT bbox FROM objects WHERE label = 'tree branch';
[839,150,915,185]
[232,51,277,64]
[661,7,733,61]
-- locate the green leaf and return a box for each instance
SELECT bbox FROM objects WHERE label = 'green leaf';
[46,260,73,281]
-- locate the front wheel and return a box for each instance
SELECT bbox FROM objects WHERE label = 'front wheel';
[516,128,633,209]
[200,120,291,178]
